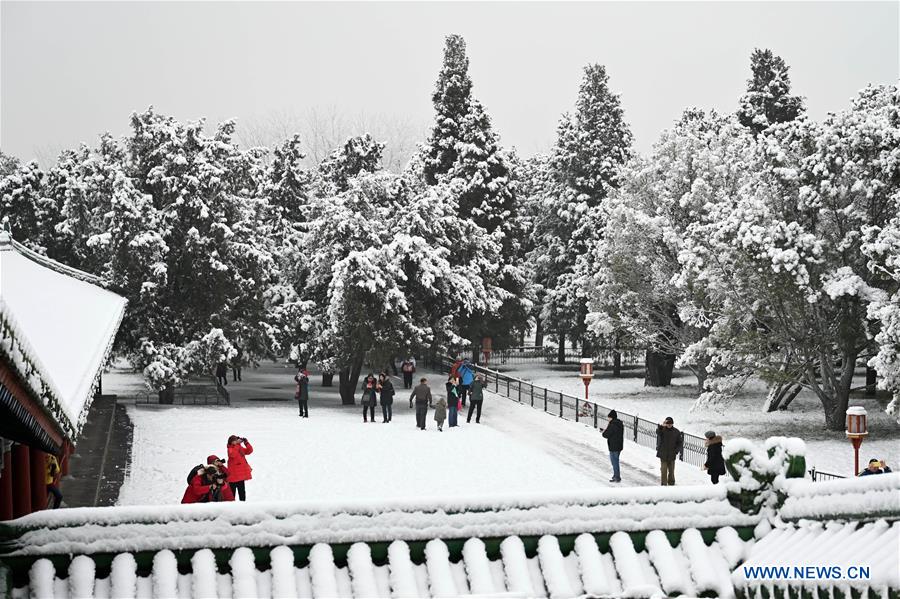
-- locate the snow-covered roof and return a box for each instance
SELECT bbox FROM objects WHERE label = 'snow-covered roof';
[13,526,754,599]
[0,234,126,440]
[733,520,900,595]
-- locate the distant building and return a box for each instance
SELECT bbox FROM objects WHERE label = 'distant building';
[0,231,126,518]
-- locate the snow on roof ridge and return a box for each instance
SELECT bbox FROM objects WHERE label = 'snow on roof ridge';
[8,238,108,287]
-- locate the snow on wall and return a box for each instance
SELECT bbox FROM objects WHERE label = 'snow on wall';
[15,529,751,598]
[778,472,900,521]
[6,486,758,558]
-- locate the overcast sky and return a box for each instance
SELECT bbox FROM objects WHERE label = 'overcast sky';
[2,1,898,165]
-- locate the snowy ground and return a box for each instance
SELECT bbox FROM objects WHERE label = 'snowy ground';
[117,395,629,506]
[488,362,900,477]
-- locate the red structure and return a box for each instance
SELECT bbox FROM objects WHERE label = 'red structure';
[0,230,126,518]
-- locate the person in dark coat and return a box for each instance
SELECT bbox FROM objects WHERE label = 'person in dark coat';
[410,378,432,429]
[466,375,485,423]
[656,416,683,486]
[215,361,228,387]
[294,369,310,417]
[401,358,416,389]
[445,375,461,427]
[859,458,892,476]
[379,372,394,423]
[703,431,727,484]
[601,410,624,483]
[361,374,378,423]
[231,346,243,382]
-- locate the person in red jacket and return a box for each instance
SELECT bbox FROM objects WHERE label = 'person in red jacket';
[226,435,253,501]
[181,465,212,504]
[206,455,235,502]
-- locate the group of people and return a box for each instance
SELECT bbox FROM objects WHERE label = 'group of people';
[181,435,253,503]
[601,412,725,486]
[360,372,396,422]
[215,348,244,386]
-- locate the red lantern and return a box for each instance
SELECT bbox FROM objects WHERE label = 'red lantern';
[846,406,868,477]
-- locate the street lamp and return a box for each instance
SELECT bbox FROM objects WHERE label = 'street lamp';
[846,406,868,477]
[579,358,594,401]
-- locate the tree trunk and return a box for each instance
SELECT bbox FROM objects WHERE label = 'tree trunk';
[763,381,803,412]
[338,355,364,405]
[321,372,334,387]
[472,346,480,365]
[806,352,857,431]
[557,334,566,365]
[534,320,544,348]
[645,349,675,387]
[612,332,621,378]
[866,367,877,397]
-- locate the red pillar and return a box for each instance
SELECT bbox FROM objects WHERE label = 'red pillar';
[11,444,32,518]
[30,448,47,511]
[60,441,72,476]
[1,449,13,520]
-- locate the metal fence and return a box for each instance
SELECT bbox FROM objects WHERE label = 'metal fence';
[432,356,847,481]
[470,345,647,367]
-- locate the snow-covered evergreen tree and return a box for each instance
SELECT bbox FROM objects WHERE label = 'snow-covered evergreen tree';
[0,160,60,254]
[737,48,805,134]
[318,133,385,193]
[263,134,312,230]
[422,34,471,185]
[530,63,632,360]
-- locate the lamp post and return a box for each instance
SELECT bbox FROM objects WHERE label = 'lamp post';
[579,358,594,401]
[846,406,868,477]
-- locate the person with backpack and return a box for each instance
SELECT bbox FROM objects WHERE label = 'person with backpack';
[400,358,415,389]
[379,372,395,423]
[361,374,378,423]
[458,359,475,408]
[703,431,727,484]
[226,435,253,501]
[294,369,310,418]
[601,410,624,483]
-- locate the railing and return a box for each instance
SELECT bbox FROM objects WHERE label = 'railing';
[431,356,709,469]
[431,355,847,481]
[807,467,846,482]
[467,345,647,367]
[136,380,229,406]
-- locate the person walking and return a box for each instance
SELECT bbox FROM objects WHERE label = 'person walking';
[294,369,310,417]
[859,458,892,476]
[45,454,63,509]
[401,358,415,389]
[458,359,475,408]
[361,374,378,423]
[231,346,243,382]
[656,417,683,486]
[379,372,395,423]
[215,360,228,387]
[466,374,485,423]
[410,377,432,430]
[703,431,727,484]
[446,375,461,428]
[226,435,253,501]
[601,410,624,483]
[434,395,448,432]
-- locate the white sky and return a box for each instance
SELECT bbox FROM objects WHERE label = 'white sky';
[2,1,898,164]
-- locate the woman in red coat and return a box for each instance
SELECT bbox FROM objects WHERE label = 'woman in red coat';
[226,435,253,501]
[181,465,211,504]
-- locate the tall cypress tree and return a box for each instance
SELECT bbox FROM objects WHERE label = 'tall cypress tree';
[421,34,530,351]
[737,48,805,134]
[531,64,632,360]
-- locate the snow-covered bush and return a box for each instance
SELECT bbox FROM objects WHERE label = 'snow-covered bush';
[724,437,807,514]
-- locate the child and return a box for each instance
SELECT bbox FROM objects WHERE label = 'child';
[434,395,448,432]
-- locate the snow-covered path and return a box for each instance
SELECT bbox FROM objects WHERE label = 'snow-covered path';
[118,394,620,506]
